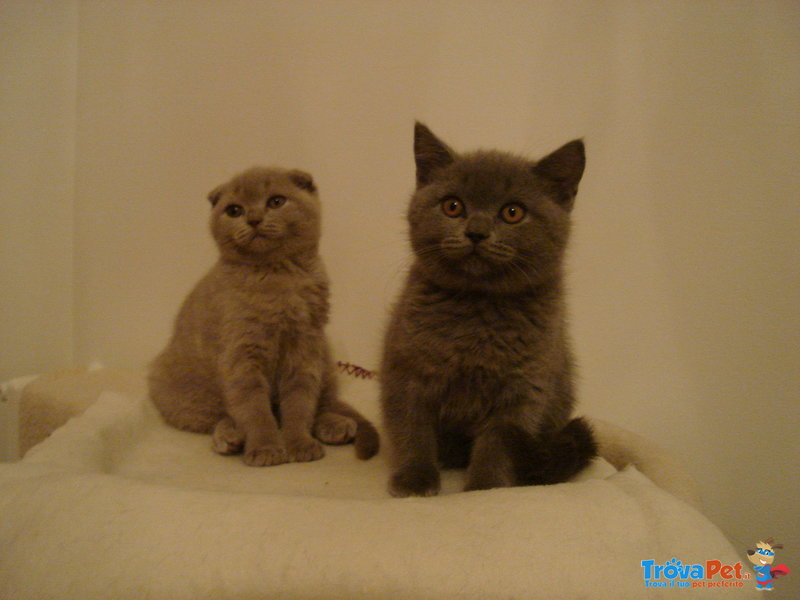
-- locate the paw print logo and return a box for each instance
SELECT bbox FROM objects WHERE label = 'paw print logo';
[663,558,683,579]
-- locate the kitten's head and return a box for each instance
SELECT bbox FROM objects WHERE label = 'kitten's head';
[207,167,320,264]
[408,123,585,292]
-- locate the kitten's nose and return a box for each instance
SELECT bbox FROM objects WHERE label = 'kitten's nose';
[465,214,492,244]
[248,217,262,227]
[466,232,488,244]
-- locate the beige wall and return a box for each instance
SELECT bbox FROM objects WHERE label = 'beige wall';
[3,0,798,587]
[1,0,78,379]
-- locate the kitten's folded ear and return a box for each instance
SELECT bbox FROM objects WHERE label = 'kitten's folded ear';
[414,122,456,187]
[533,139,585,211]
[207,183,226,207]
[288,169,317,194]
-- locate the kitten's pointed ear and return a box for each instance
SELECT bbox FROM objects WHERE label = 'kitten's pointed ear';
[288,169,317,194]
[208,183,226,207]
[414,122,456,187]
[533,139,585,210]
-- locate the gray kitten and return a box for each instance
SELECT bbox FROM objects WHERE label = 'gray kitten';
[380,123,596,496]
[149,167,379,466]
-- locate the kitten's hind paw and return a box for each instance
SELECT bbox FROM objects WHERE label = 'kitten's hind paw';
[389,464,441,498]
[243,443,288,467]
[314,412,357,445]
[286,436,325,463]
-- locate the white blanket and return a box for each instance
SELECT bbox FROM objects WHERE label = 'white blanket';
[0,374,754,599]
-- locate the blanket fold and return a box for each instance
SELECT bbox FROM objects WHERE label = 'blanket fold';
[0,371,752,599]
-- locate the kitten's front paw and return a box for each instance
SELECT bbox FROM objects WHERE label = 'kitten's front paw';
[314,412,357,445]
[286,436,325,463]
[211,417,245,456]
[243,443,288,467]
[389,464,441,498]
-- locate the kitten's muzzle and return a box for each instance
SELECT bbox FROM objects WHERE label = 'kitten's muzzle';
[254,222,286,240]
[464,214,493,244]
[466,231,488,244]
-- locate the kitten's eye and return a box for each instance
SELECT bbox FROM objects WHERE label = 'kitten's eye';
[267,195,287,209]
[500,203,526,224]
[224,204,244,218]
[441,196,464,218]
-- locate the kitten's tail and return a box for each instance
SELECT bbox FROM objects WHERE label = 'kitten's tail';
[507,417,597,485]
[328,399,381,460]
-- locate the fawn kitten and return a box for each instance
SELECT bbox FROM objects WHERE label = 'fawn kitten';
[149,167,378,466]
[381,123,596,496]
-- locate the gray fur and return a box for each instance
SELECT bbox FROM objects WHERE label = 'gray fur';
[380,123,594,496]
[149,167,378,466]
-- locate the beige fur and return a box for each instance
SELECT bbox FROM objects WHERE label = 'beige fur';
[149,167,378,466]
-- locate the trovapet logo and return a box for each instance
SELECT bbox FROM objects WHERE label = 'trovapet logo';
[640,558,750,590]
